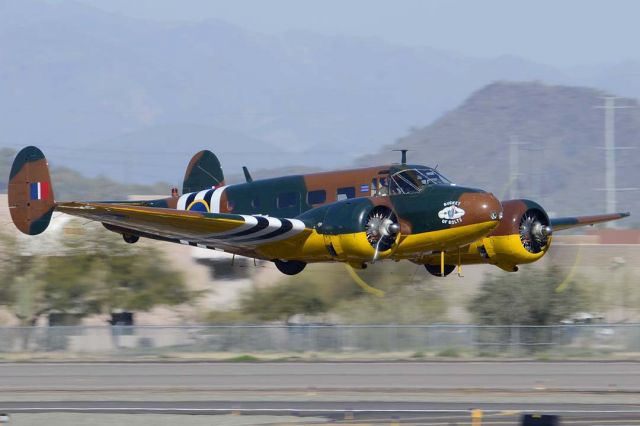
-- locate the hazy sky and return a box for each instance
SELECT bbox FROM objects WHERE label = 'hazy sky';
[69,0,638,67]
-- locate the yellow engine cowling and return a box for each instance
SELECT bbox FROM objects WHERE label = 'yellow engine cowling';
[323,232,395,262]
[474,199,551,271]
[477,234,550,271]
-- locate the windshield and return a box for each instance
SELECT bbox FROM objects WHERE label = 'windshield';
[388,168,452,195]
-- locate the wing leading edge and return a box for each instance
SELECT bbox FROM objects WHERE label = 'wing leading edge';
[550,212,630,231]
[55,202,312,254]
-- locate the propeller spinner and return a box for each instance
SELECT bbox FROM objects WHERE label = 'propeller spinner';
[365,207,400,262]
[519,210,552,253]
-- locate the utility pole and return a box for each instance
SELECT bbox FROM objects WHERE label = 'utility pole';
[595,97,635,228]
[524,145,543,202]
[509,136,527,200]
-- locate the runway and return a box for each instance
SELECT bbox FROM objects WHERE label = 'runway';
[1,361,640,392]
[2,362,640,425]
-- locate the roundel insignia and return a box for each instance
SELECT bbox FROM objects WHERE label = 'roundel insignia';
[187,200,210,212]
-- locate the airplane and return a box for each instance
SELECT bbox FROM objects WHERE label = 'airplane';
[8,146,629,277]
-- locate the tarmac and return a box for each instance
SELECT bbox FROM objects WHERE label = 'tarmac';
[2,361,640,392]
[1,362,640,425]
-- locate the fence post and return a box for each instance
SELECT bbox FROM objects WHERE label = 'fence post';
[424,326,431,353]
[510,325,521,357]
[469,326,477,356]
[550,325,558,357]
[390,326,398,353]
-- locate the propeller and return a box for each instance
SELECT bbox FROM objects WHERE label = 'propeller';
[365,207,400,262]
[519,210,552,254]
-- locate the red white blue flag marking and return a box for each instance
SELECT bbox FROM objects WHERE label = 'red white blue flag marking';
[30,182,50,200]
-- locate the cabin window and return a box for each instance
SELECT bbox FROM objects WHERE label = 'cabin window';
[388,168,453,195]
[336,186,355,201]
[251,197,260,209]
[277,191,299,209]
[307,190,326,205]
[375,177,389,196]
[226,200,235,211]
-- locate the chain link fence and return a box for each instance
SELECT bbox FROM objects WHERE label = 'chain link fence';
[0,324,639,357]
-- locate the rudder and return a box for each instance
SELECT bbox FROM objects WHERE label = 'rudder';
[182,150,225,194]
[8,146,55,235]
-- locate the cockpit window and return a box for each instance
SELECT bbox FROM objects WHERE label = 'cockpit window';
[387,168,452,195]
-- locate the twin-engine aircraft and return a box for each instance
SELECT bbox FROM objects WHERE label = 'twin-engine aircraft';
[9,146,629,276]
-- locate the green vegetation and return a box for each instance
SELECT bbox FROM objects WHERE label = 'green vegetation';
[206,262,448,325]
[236,266,361,324]
[332,281,447,324]
[468,266,588,325]
[226,354,260,362]
[203,310,253,325]
[52,167,172,200]
[0,221,198,327]
[436,347,461,358]
[0,148,14,192]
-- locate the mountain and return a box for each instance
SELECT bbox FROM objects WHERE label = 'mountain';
[1,0,573,176]
[356,81,639,221]
[0,148,171,200]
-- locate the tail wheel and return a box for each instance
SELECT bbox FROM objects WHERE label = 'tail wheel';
[274,259,307,275]
[519,209,552,254]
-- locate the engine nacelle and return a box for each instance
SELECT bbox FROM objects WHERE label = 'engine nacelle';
[296,199,399,261]
[475,199,552,271]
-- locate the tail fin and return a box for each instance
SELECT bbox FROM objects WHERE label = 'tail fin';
[8,146,55,235]
[182,150,225,194]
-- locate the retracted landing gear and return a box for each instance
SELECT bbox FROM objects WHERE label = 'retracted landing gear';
[425,264,455,277]
[274,259,307,275]
[122,233,139,244]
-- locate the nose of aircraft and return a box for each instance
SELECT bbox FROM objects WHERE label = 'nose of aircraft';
[457,190,503,225]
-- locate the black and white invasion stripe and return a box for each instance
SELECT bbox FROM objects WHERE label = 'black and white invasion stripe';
[204,215,306,246]
[177,187,306,246]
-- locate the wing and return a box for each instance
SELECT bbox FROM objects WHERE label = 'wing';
[550,212,630,231]
[56,202,313,258]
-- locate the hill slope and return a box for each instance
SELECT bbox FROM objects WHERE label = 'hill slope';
[356,81,639,220]
[0,148,170,200]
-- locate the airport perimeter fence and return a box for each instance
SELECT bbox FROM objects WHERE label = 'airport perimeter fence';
[0,324,639,358]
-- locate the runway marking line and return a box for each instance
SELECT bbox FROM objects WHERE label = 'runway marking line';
[497,410,521,416]
[4,407,640,414]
